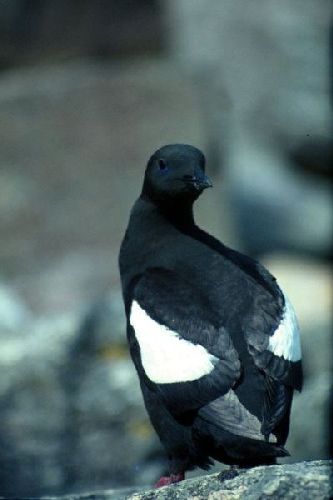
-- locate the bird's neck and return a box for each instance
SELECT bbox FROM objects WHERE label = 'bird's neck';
[140,195,195,230]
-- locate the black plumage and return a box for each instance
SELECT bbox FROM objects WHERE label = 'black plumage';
[119,144,302,486]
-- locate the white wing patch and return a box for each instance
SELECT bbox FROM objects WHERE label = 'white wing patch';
[268,295,301,361]
[130,300,217,384]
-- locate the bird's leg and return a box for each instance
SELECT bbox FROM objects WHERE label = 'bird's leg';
[154,472,185,488]
[218,465,240,482]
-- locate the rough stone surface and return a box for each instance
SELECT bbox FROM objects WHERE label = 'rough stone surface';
[0,288,164,497]
[36,461,332,500]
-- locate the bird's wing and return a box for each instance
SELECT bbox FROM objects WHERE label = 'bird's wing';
[242,261,303,391]
[128,267,241,416]
[190,229,302,438]
[239,260,302,440]
[198,389,279,445]
[191,228,302,391]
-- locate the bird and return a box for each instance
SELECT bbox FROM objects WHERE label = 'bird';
[118,144,302,487]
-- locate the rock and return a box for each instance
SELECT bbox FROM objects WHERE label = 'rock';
[0,307,79,497]
[128,460,333,500]
[0,288,164,497]
[31,460,332,499]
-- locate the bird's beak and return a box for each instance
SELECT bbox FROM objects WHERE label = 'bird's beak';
[179,173,213,191]
[198,174,213,190]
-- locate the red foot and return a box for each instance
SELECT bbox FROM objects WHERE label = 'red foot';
[154,472,185,488]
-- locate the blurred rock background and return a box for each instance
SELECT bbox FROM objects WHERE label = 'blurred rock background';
[0,0,332,497]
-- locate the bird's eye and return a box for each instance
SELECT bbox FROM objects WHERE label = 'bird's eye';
[158,159,168,172]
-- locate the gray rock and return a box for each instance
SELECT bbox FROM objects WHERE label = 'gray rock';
[0,308,78,496]
[33,460,333,500]
[126,460,333,500]
[0,287,164,497]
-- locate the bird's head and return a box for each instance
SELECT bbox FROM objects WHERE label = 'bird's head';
[142,144,212,204]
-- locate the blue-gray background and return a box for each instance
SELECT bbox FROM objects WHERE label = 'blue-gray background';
[0,1,332,496]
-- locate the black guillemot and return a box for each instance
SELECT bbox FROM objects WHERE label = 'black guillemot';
[119,144,302,487]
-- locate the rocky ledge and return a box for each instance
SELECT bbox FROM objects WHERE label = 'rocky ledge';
[40,460,332,500]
